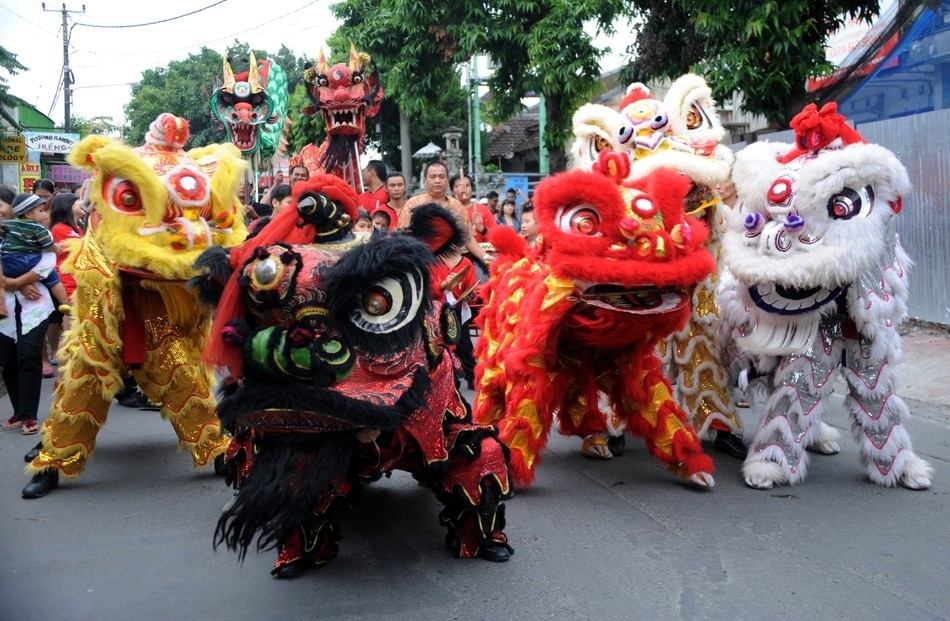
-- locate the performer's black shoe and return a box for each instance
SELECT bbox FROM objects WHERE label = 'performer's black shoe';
[272,560,314,579]
[714,430,748,460]
[24,441,42,463]
[476,542,514,562]
[213,454,227,476]
[607,434,626,457]
[116,390,160,410]
[22,469,59,499]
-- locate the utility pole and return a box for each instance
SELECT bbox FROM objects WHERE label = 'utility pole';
[42,3,85,133]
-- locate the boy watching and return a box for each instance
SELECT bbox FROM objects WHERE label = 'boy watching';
[1,193,70,311]
[371,209,392,231]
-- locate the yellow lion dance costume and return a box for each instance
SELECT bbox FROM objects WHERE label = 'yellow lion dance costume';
[23,113,247,498]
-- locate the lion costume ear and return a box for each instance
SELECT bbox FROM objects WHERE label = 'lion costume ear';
[68,135,113,171]
[189,143,247,228]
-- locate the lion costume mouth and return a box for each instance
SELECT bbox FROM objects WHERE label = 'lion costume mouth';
[748,282,843,315]
[573,284,689,314]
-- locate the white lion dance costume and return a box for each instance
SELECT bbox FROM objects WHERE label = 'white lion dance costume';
[720,102,934,490]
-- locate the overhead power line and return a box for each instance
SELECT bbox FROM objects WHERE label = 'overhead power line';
[75,0,322,59]
[76,0,230,29]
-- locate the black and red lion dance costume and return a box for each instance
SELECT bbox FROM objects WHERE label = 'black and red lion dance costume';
[474,156,717,489]
[193,174,512,577]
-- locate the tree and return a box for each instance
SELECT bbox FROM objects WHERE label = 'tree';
[371,84,470,180]
[1,45,28,135]
[331,0,630,171]
[286,82,324,156]
[124,46,224,145]
[627,0,923,126]
[71,115,119,138]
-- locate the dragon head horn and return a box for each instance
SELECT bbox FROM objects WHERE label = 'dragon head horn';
[348,43,361,71]
[317,48,328,76]
[248,51,263,93]
[221,55,236,93]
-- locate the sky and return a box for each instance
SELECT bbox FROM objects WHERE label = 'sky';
[1,0,631,132]
[1,0,338,128]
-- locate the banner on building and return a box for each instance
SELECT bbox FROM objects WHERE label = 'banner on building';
[22,131,80,155]
[19,161,41,193]
[0,135,27,164]
[47,164,91,187]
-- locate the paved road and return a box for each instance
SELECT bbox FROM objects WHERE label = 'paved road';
[1,332,948,620]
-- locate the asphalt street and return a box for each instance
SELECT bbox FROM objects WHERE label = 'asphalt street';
[0,329,948,621]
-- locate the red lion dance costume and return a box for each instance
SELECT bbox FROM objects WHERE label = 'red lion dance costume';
[720,103,934,490]
[570,74,745,460]
[194,176,513,577]
[474,158,717,489]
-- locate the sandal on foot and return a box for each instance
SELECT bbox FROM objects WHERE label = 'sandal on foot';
[42,366,55,378]
[581,434,613,459]
[3,416,23,430]
[21,420,39,435]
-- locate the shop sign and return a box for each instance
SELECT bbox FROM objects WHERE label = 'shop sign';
[19,161,40,192]
[48,164,91,185]
[22,131,80,155]
[0,135,27,163]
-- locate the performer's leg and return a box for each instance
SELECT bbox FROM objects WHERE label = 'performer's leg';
[742,342,840,489]
[272,516,342,578]
[24,294,122,496]
[26,364,114,479]
[484,364,566,487]
[842,339,933,489]
[437,431,513,561]
[455,320,477,389]
[558,377,611,459]
[136,313,228,468]
[617,355,714,487]
[668,319,746,458]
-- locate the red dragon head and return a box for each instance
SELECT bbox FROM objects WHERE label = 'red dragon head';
[302,44,383,174]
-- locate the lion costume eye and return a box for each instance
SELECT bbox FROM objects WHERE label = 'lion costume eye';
[617,125,634,145]
[595,135,614,151]
[557,203,602,236]
[351,269,425,334]
[827,186,873,220]
[685,104,711,131]
[104,177,144,214]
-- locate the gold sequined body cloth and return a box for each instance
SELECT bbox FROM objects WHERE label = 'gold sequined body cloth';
[26,114,245,479]
[29,235,228,477]
[659,204,742,437]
